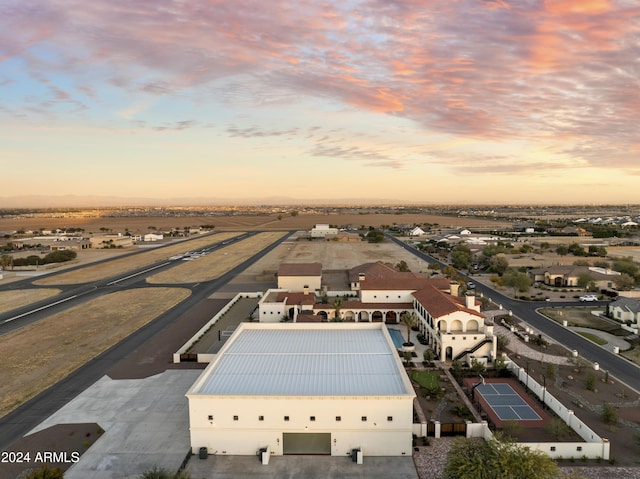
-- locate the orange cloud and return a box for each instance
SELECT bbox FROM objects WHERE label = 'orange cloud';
[543,0,611,15]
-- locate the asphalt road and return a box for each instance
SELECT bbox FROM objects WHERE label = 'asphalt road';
[0,231,256,335]
[0,231,292,452]
[386,234,640,394]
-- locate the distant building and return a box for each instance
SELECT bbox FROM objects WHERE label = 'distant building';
[143,233,164,242]
[310,224,338,238]
[89,234,134,249]
[529,265,619,289]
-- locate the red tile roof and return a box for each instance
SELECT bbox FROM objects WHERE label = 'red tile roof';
[278,262,322,276]
[413,285,484,319]
[276,291,317,306]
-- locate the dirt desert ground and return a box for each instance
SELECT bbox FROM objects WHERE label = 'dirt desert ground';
[33,232,242,285]
[146,232,287,284]
[0,288,190,419]
[0,212,511,235]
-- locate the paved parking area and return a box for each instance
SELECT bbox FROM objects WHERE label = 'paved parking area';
[29,370,200,479]
[186,454,419,479]
[27,368,419,479]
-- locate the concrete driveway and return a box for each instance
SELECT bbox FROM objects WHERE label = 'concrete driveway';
[186,454,419,479]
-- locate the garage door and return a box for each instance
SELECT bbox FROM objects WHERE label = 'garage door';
[282,433,331,455]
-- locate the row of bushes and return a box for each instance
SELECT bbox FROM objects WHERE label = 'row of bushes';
[5,250,77,267]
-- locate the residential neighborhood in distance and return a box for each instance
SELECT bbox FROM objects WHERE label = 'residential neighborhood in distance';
[1,205,640,479]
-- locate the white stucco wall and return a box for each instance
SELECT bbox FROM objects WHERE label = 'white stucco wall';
[188,395,413,456]
[360,289,416,303]
[278,275,321,291]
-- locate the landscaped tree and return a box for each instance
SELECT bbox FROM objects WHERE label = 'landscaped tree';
[502,269,532,295]
[588,245,607,257]
[332,297,343,321]
[0,254,13,270]
[601,402,618,425]
[423,348,434,363]
[569,355,589,374]
[568,242,587,257]
[396,260,410,272]
[366,230,384,243]
[556,244,569,257]
[544,417,571,440]
[451,243,472,269]
[488,255,509,275]
[402,312,418,345]
[546,363,556,381]
[577,273,596,290]
[614,273,636,291]
[470,358,485,374]
[501,420,524,441]
[496,333,510,352]
[442,436,560,479]
[612,256,639,278]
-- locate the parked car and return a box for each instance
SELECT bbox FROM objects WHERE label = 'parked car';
[466,281,476,289]
[579,294,598,302]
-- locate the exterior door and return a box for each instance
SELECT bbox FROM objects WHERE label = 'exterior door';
[282,433,331,455]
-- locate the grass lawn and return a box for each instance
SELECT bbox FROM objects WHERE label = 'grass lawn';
[411,370,440,390]
[576,331,608,345]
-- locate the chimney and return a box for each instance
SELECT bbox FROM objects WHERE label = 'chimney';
[358,272,366,282]
[449,282,459,297]
[303,285,309,295]
[465,294,475,309]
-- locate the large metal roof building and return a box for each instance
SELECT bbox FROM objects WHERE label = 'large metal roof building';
[186,322,415,458]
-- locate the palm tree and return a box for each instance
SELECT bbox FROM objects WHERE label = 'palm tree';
[332,297,343,321]
[401,312,419,345]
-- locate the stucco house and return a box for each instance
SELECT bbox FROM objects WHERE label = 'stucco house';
[529,265,619,289]
[259,261,496,363]
[608,297,640,327]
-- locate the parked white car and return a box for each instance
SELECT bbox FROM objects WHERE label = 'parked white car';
[579,294,598,302]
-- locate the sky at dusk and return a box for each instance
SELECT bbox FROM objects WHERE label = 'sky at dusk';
[1,0,639,205]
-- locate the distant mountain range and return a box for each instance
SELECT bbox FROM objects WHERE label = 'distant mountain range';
[0,195,405,208]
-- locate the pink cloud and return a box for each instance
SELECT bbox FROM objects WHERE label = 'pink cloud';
[0,0,638,171]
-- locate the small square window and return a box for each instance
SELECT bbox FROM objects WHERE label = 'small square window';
[258,415,264,421]
[577,446,582,451]
[284,416,290,421]
[361,416,367,422]
[310,416,316,421]
[233,415,238,421]
[208,415,213,421]
[463,337,466,340]
[387,416,393,421]
[550,446,556,452]
[335,416,341,422]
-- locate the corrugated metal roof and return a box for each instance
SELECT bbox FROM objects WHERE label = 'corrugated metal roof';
[194,328,410,396]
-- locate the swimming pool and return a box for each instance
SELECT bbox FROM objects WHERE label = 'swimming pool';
[388,329,405,349]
